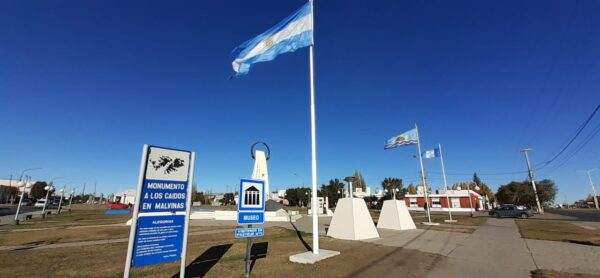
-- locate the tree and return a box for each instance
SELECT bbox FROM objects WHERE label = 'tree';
[320,178,345,207]
[30,181,49,199]
[353,170,366,191]
[495,179,557,207]
[285,187,310,207]
[406,184,417,194]
[363,196,378,209]
[473,173,482,187]
[381,177,403,199]
[222,193,235,206]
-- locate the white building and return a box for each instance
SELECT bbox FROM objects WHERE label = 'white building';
[113,189,136,205]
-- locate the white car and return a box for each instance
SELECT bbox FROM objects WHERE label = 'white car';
[34,199,49,208]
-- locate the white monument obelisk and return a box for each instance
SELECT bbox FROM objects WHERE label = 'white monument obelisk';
[327,177,379,240]
[377,196,416,230]
[251,150,270,199]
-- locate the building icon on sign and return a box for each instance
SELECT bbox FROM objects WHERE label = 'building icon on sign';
[244,186,260,206]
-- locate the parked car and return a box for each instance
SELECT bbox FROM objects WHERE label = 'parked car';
[34,199,49,208]
[107,201,129,210]
[489,204,533,219]
[21,199,33,206]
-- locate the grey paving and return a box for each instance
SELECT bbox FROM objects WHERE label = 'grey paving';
[0,209,59,225]
[365,228,469,256]
[189,215,333,235]
[425,218,536,278]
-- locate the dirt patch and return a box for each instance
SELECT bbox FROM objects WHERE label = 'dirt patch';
[531,269,600,278]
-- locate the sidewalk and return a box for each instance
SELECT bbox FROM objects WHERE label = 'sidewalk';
[426,218,536,278]
[0,209,59,225]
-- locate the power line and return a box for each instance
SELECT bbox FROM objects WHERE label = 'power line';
[537,103,600,171]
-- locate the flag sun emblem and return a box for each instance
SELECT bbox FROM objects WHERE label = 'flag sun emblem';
[264,38,274,48]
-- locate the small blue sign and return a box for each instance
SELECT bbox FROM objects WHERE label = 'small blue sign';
[132,215,185,267]
[235,227,265,238]
[238,211,265,225]
[237,179,265,225]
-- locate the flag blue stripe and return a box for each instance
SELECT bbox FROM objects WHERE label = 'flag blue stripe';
[231,3,312,61]
[236,30,313,75]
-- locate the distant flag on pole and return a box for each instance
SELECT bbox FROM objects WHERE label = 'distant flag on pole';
[231,2,313,76]
[384,128,418,150]
[424,148,440,159]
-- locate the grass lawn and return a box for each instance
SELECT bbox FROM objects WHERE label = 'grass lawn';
[516,220,600,246]
[0,208,132,230]
[0,226,444,277]
[367,209,487,234]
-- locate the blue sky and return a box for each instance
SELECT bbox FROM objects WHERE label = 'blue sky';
[1,1,599,203]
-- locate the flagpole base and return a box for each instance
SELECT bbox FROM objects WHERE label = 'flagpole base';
[422,222,440,226]
[444,220,458,223]
[289,249,340,264]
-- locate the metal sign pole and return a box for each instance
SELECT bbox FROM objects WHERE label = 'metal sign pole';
[179,152,196,278]
[123,145,149,278]
[245,224,252,278]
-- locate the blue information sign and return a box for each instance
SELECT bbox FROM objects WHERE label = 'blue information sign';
[128,146,193,269]
[132,215,185,267]
[235,227,265,238]
[237,179,265,225]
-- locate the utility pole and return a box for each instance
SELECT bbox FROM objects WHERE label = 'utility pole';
[584,169,599,210]
[521,148,544,214]
[8,175,12,204]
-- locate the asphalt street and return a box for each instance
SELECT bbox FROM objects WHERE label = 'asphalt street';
[0,206,43,217]
[545,208,600,222]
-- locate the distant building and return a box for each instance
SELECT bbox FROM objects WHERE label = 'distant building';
[112,189,136,205]
[405,187,484,212]
[351,187,384,198]
[0,179,38,194]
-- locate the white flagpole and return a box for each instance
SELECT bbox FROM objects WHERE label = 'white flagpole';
[438,143,454,222]
[415,124,432,224]
[308,0,319,255]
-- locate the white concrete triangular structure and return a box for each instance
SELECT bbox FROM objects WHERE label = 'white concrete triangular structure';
[377,200,416,230]
[251,150,270,199]
[327,198,379,240]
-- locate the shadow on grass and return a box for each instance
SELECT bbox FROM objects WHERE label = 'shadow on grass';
[290,219,312,252]
[249,241,269,273]
[172,243,232,278]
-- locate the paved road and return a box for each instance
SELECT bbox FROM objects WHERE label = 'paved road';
[544,208,600,222]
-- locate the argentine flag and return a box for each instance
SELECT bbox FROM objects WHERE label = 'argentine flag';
[231,2,313,76]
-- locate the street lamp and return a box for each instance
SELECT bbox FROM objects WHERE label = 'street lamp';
[42,184,55,217]
[68,190,75,211]
[14,177,33,224]
[344,176,356,199]
[466,182,480,217]
[57,186,66,214]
